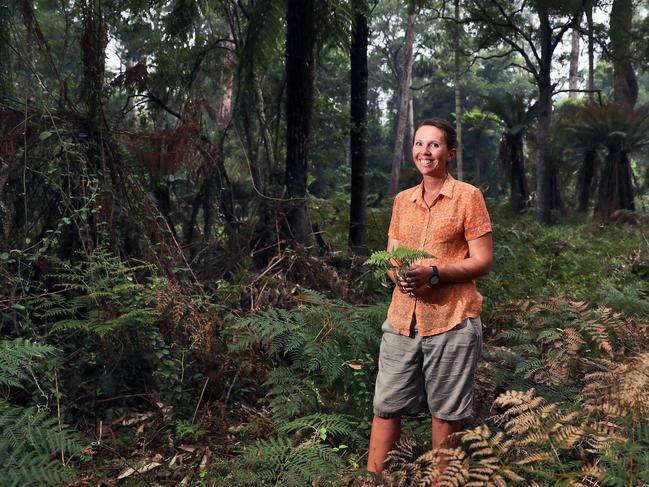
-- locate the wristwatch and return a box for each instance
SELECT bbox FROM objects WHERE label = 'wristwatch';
[428,266,440,286]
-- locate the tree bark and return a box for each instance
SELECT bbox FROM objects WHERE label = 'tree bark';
[610,0,638,108]
[284,0,316,245]
[595,149,635,217]
[453,0,463,180]
[348,0,369,250]
[502,134,527,212]
[388,4,415,198]
[577,150,598,212]
[535,8,554,225]
[593,0,638,219]
[586,1,595,100]
[568,26,580,98]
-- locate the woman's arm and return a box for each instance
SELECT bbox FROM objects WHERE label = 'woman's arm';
[397,232,493,295]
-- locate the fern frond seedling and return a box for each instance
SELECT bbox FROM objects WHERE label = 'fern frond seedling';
[365,246,435,283]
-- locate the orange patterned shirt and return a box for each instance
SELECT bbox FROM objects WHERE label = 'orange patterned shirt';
[386,174,492,336]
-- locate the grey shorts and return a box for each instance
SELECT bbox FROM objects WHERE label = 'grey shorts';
[373,317,483,421]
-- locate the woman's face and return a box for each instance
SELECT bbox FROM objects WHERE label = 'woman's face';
[412,125,456,178]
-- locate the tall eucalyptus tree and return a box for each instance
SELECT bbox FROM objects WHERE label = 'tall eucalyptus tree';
[388,0,416,198]
[610,0,637,108]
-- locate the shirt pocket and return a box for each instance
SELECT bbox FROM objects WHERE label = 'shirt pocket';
[430,217,463,243]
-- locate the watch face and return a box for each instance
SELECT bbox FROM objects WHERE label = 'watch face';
[429,275,440,285]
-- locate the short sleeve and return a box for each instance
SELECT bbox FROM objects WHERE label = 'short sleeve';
[388,193,401,240]
[464,188,492,241]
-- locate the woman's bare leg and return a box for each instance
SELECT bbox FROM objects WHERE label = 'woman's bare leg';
[367,415,402,473]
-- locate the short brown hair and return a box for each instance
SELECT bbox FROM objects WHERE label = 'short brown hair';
[414,118,457,150]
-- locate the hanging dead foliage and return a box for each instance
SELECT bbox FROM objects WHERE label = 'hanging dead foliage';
[155,278,228,386]
[110,62,149,91]
[121,122,201,176]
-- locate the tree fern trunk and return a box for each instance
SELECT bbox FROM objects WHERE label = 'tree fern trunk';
[577,150,598,213]
[596,149,635,219]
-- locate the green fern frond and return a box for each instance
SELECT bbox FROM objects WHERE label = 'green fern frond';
[0,339,56,389]
[365,246,435,281]
[515,358,546,378]
[279,412,363,446]
[237,436,343,486]
[0,402,81,486]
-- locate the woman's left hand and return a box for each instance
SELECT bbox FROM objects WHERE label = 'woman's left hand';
[397,265,433,296]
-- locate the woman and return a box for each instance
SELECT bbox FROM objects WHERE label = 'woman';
[367,118,493,475]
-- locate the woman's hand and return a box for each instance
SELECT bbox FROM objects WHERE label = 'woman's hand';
[397,265,433,296]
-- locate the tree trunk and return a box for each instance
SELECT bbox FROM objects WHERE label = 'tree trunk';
[595,0,638,220]
[473,130,481,184]
[595,149,635,217]
[610,0,638,108]
[348,0,369,250]
[505,134,527,213]
[284,0,316,245]
[78,0,108,252]
[535,8,555,225]
[453,0,463,180]
[586,1,595,100]
[577,150,598,212]
[388,5,415,198]
[568,26,580,98]
[408,97,414,148]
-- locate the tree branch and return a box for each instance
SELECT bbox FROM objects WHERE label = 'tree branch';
[145,91,183,121]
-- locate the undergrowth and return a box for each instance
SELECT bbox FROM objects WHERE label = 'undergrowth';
[2,210,649,485]
[213,216,649,486]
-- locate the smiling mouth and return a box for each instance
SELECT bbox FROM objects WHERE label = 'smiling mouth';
[419,159,435,166]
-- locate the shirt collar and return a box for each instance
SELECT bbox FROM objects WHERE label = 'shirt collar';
[409,173,456,207]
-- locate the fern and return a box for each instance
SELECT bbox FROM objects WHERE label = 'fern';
[232,294,383,422]
[31,247,157,337]
[365,246,434,282]
[0,402,82,487]
[278,412,364,450]
[0,338,56,389]
[235,436,343,486]
[0,338,81,487]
